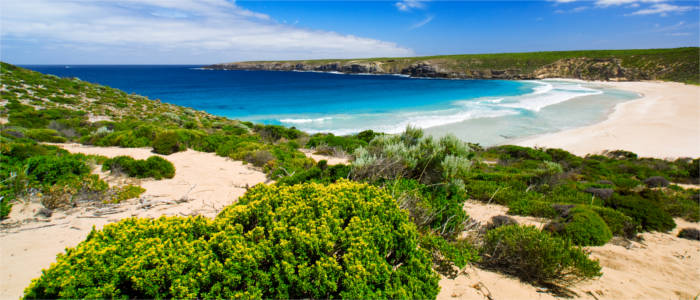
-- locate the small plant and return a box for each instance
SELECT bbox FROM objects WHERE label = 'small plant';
[545,207,613,246]
[152,131,182,155]
[108,185,146,203]
[25,129,67,143]
[644,176,670,187]
[677,228,700,241]
[606,194,675,232]
[507,199,558,218]
[245,149,275,167]
[589,206,638,238]
[583,187,614,200]
[0,194,13,219]
[485,215,518,231]
[481,225,601,286]
[26,155,91,185]
[102,156,175,179]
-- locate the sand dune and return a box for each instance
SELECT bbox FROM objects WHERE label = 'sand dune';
[438,201,700,300]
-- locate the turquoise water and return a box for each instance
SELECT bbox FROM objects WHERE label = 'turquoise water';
[23,65,639,145]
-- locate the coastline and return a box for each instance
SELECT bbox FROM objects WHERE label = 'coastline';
[515,80,700,159]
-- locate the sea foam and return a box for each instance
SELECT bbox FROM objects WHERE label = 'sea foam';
[277,80,607,135]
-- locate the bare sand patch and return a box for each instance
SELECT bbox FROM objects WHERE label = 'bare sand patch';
[301,148,350,165]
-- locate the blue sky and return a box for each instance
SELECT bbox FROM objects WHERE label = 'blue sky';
[1,0,698,64]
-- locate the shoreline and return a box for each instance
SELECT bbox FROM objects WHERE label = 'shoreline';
[515,80,700,159]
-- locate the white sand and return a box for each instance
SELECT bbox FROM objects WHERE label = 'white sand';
[0,144,268,299]
[439,201,700,300]
[517,81,700,159]
[301,148,350,165]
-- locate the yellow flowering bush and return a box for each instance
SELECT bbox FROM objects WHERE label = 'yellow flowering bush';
[24,180,439,299]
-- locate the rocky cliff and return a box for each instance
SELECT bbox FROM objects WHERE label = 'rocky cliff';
[204,48,699,83]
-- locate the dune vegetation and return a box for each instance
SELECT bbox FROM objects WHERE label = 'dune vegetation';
[1,62,699,298]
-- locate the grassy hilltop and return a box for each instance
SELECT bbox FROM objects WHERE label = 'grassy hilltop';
[2,62,699,298]
[207,47,700,83]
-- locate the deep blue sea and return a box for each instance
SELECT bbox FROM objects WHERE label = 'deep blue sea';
[22,65,639,145]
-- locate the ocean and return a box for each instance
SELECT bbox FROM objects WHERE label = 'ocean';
[22,65,640,146]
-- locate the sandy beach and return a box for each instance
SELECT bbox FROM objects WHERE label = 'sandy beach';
[517,80,700,159]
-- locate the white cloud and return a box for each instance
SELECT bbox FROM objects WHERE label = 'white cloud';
[0,0,414,63]
[668,32,691,36]
[409,15,434,29]
[595,0,666,7]
[551,0,578,3]
[652,21,687,31]
[554,6,589,13]
[395,0,426,12]
[627,3,697,16]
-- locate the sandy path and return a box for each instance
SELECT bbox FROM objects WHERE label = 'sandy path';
[0,144,267,299]
[517,81,700,159]
[438,200,700,300]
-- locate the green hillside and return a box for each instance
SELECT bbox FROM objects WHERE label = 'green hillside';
[208,47,700,83]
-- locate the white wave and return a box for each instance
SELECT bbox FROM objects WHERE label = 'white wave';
[279,117,332,124]
[273,80,609,135]
[500,81,603,112]
[531,81,553,95]
[288,107,517,136]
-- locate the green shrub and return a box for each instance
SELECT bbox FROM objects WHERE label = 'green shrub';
[352,127,473,184]
[276,161,350,186]
[306,133,368,153]
[25,129,67,143]
[356,129,380,144]
[0,192,13,219]
[386,178,468,237]
[589,206,638,238]
[606,194,675,232]
[419,232,479,277]
[108,185,146,203]
[102,156,175,180]
[253,124,302,141]
[26,155,91,185]
[152,131,183,155]
[487,145,552,162]
[677,228,700,241]
[144,156,175,179]
[245,149,275,167]
[24,180,439,299]
[507,199,558,218]
[481,225,601,285]
[639,188,699,222]
[546,207,612,246]
[545,148,583,170]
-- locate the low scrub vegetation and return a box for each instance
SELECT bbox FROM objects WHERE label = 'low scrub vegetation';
[102,155,175,179]
[481,225,602,286]
[23,181,440,299]
[545,207,613,246]
[0,140,144,216]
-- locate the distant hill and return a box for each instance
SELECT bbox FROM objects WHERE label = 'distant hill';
[206,47,700,84]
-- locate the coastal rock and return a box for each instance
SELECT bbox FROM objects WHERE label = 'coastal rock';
[203,49,694,82]
[532,57,646,81]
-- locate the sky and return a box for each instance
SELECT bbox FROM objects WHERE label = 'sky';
[1,0,698,64]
